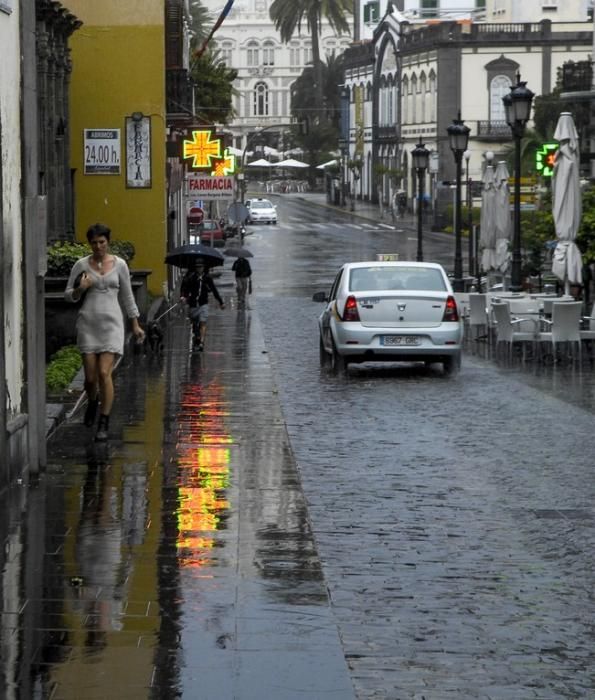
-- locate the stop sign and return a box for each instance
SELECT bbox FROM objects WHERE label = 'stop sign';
[187,206,204,224]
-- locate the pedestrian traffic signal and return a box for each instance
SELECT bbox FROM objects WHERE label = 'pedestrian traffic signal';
[535,143,558,178]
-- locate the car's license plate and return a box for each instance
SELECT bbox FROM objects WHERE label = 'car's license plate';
[382,335,421,346]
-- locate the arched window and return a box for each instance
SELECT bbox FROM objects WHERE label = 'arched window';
[304,41,313,65]
[247,40,259,67]
[429,70,437,122]
[419,72,427,123]
[220,41,233,65]
[253,82,269,116]
[262,40,275,66]
[490,75,511,122]
[289,41,300,67]
[402,77,408,124]
[410,74,417,123]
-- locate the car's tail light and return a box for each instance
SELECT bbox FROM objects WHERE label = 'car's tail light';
[442,295,459,322]
[342,295,360,322]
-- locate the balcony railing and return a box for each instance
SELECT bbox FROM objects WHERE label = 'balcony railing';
[166,68,193,121]
[476,120,510,140]
[561,61,593,93]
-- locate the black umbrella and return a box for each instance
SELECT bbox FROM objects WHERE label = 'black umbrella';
[223,246,253,258]
[164,243,224,268]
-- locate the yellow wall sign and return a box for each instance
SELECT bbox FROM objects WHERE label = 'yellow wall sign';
[182,129,222,169]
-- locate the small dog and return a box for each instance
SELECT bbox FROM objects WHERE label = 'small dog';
[147,321,164,354]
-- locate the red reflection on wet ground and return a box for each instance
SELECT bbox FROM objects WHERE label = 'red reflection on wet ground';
[175,381,232,568]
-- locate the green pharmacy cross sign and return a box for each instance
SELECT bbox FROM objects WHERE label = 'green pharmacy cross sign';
[535,143,558,178]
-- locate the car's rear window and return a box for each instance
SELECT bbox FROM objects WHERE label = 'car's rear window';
[349,266,447,292]
[203,221,217,230]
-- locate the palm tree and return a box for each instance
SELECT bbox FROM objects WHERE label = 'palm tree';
[189,0,214,52]
[269,0,352,121]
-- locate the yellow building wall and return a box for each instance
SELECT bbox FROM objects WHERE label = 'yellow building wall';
[68,2,167,296]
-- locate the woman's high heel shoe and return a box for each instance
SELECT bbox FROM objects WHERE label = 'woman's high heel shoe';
[95,414,110,442]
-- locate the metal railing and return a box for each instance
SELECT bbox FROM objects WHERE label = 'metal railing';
[476,120,510,139]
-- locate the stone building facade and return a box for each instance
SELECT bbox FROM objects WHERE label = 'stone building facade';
[343,6,593,217]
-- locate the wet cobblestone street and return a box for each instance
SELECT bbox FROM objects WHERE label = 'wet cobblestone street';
[257,293,595,700]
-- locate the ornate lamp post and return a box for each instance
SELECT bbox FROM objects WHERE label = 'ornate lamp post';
[503,74,535,292]
[447,113,470,292]
[464,149,473,277]
[411,139,430,262]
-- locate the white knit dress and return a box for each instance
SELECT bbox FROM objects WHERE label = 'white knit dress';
[65,255,139,356]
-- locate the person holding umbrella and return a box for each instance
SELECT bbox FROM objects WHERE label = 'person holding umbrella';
[231,255,252,309]
[180,259,225,351]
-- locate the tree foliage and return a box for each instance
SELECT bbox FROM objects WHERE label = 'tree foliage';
[188,1,237,125]
[270,0,352,119]
[290,56,344,171]
[190,50,238,125]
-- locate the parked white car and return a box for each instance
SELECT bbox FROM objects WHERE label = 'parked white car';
[313,261,463,374]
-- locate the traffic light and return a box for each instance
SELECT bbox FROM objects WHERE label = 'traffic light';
[535,143,558,178]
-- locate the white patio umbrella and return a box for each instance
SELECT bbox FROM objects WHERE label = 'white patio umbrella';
[247,158,272,167]
[226,146,244,157]
[263,145,280,157]
[493,161,511,275]
[316,159,339,170]
[479,164,498,273]
[551,112,582,295]
[273,158,309,168]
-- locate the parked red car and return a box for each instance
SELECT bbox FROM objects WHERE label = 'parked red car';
[194,219,225,247]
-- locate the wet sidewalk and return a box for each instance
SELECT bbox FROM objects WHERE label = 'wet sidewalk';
[3,304,355,699]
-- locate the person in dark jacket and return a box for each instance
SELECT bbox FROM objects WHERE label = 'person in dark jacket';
[231,256,252,309]
[180,261,225,351]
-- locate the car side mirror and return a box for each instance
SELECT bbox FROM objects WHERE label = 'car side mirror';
[312,291,328,302]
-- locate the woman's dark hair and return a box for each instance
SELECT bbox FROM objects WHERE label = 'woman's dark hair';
[86,223,111,243]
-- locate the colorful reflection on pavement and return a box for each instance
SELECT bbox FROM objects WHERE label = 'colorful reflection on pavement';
[175,381,232,568]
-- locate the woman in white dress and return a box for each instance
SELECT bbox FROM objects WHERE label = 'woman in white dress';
[65,223,145,441]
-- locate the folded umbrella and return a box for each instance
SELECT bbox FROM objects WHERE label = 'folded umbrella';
[164,243,224,268]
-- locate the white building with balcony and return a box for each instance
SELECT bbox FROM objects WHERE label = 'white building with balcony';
[202,0,352,155]
[484,0,593,22]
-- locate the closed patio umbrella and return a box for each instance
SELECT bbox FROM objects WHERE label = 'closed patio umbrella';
[552,112,582,295]
[493,161,511,275]
[479,164,497,273]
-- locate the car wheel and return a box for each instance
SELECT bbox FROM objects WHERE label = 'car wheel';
[330,337,348,375]
[319,335,329,367]
[443,353,461,375]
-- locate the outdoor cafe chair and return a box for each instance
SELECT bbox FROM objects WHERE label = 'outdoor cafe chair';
[537,301,582,363]
[507,298,541,332]
[468,293,489,342]
[491,301,537,362]
[579,303,595,358]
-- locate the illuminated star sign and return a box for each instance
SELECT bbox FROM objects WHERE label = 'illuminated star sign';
[183,130,222,169]
[211,150,236,176]
[535,143,558,178]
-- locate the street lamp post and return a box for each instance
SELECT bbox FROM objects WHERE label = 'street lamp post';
[503,74,535,292]
[411,139,430,262]
[464,150,473,277]
[447,113,471,292]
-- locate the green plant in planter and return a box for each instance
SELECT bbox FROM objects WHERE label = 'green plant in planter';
[46,345,82,392]
[47,240,136,277]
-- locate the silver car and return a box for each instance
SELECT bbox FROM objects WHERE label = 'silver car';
[313,261,463,374]
[247,198,277,224]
